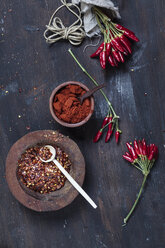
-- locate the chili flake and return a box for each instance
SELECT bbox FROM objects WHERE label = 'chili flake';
[39,147,52,161]
[17,146,71,194]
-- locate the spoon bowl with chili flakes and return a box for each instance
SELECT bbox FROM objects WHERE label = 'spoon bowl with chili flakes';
[6,130,86,212]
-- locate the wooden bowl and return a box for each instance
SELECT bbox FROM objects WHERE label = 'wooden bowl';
[6,130,85,212]
[49,81,94,128]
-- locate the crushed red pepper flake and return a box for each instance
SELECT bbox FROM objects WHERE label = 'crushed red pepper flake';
[17,146,71,194]
[39,147,52,161]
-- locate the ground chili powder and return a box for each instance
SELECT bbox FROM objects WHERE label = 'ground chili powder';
[53,84,91,123]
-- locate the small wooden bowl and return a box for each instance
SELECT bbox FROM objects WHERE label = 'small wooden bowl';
[49,81,95,128]
[6,130,85,212]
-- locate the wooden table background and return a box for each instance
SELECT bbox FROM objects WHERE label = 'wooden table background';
[0,0,165,247]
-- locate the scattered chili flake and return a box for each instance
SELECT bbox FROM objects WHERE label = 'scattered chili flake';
[18,88,22,93]
[26,126,30,130]
[17,146,71,194]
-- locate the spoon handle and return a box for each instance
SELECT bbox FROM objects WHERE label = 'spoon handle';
[80,83,106,103]
[53,159,97,209]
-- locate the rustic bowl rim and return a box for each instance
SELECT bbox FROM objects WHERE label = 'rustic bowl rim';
[49,81,94,128]
[5,130,85,212]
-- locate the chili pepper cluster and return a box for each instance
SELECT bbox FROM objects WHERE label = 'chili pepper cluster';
[123,139,158,167]
[91,7,139,69]
[122,138,158,225]
[93,113,121,144]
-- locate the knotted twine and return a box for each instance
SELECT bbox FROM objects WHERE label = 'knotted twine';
[44,0,85,46]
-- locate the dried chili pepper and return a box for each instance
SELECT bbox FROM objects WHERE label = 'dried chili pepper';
[111,53,118,67]
[118,51,124,63]
[90,42,104,58]
[93,129,103,143]
[148,144,158,160]
[108,54,115,67]
[112,49,120,62]
[142,138,147,156]
[123,155,134,163]
[115,24,139,42]
[120,34,132,54]
[126,143,138,161]
[134,140,140,156]
[100,50,106,69]
[115,130,120,144]
[125,152,132,158]
[93,115,110,143]
[106,43,111,57]
[101,116,109,128]
[111,37,125,53]
[105,116,113,142]
[138,140,143,155]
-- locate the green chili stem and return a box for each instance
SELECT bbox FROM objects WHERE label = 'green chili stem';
[123,175,148,226]
[68,48,118,117]
[95,14,105,34]
[93,6,110,23]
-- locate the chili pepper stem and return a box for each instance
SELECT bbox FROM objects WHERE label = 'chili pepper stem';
[68,48,118,117]
[123,175,148,226]
[93,6,111,24]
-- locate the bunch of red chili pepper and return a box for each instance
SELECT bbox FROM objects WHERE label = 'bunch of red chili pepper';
[123,139,158,164]
[91,7,139,69]
[122,139,158,225]
[93,112,121,144]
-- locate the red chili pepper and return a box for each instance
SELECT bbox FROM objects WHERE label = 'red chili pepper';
[111,53,118,67]
[90,42,104,58]
[153,145,158,160]
[138,140,143,155]
[123,155,134,163]
[134,140,140,156]
[108,54,115,67]
[115,24,139,42]
[106,43,111,57]
[93,129,103,143]
[148,149,155,161]
[125,152,132,158]
[101,116,109,128]
[149,144,158,160]
[142,138,147,156]
[118,51,124,63]
[112,49,120,62]
[105,116,113,142]
[115,131,120,144]
[147,145,150,157]
[115,23,135,34]
[120,34,132,54]
[111,37,125,53]
[126,143,138,160]
[100,51,106,69]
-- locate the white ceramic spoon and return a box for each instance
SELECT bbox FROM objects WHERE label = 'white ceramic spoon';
[39,145,97,209]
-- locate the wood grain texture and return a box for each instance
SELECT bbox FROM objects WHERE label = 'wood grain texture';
[0,0,165,247]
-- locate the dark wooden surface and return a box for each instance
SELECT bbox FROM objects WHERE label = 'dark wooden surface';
[0,0,165,247]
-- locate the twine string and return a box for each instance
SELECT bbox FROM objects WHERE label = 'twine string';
[44,0,85,46]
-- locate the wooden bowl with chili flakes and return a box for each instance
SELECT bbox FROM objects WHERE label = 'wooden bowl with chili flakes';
[6,130,85,212]
[49,81,95,127]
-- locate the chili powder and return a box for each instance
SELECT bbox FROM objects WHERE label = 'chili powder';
[53,84,91,123]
